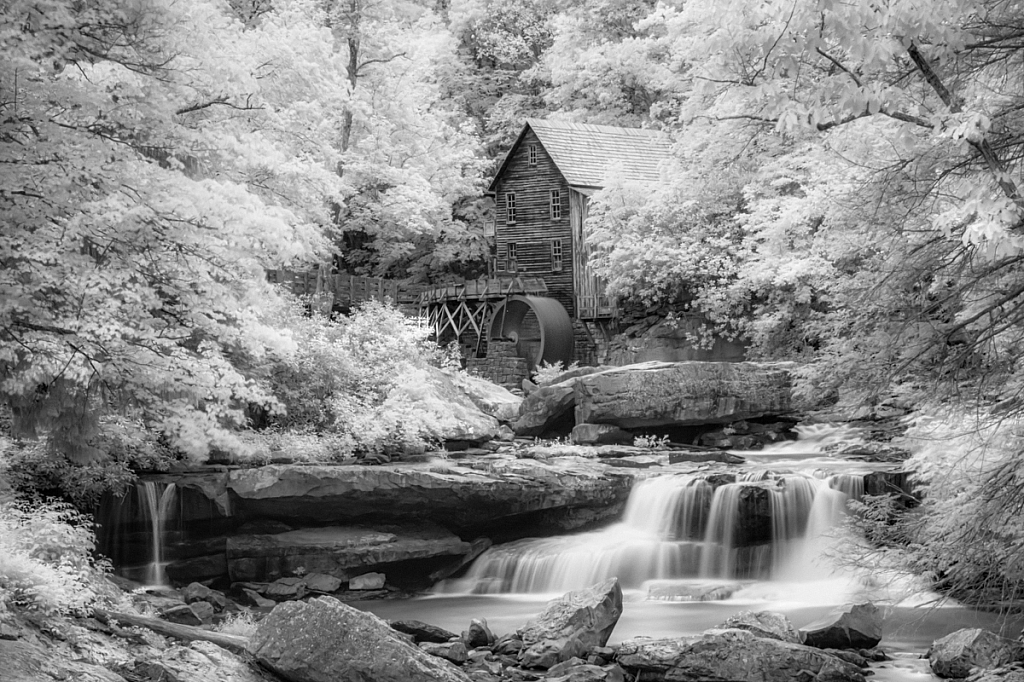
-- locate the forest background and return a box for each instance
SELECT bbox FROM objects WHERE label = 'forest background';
[3,0,1024,614]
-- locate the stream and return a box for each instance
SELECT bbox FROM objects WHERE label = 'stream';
[348,426,1023,679]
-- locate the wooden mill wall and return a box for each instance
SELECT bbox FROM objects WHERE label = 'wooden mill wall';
[492,129,576,316]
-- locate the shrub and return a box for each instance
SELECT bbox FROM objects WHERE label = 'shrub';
[532,360,580,386]
[0,494,111,616]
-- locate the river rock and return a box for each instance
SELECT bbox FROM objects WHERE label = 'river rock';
[800,603,882,650]
[350,571,386,590]
[226,523,471,582]
[717,610,800,643]
[928,628,1024,678]
[571,424,633,445]
[617,628,867,682]
[445,369,523,423]
[143,641,272,682]
[514,380,576,437]
[421,640,469,664]
[160,603,206,626]
[465,618,496,648]
[518,578,623,669]
[249,596,472,682]
[264,577,307,601]
[302,572,342,593]
[391,619,459,644]
[574,361,793,429]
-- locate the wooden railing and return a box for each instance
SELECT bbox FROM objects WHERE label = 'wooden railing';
[269,270,423,310]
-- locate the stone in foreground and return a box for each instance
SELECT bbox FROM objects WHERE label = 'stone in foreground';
[800,603,882,650]
[514,380,576,437]
[928,628,1024,679]
[390,619,459,644]
[518,577,623,669]
[574,361,793,429]
[249,597,471,682]
[617,628,867,682]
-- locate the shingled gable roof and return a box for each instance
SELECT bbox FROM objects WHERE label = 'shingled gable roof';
[487,119,674,193]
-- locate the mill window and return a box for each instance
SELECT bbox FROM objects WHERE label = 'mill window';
[551,239,563,272]
[505,192,516,224]
[550,189,562,220]
[528,145,538,166]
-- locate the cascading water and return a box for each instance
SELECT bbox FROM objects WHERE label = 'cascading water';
[139,481,177,587]
[446,469,865,595]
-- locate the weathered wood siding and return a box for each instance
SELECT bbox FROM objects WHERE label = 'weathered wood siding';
[493,129,576,316]
[571,190,615,318]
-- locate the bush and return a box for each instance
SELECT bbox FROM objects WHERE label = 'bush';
[0,494,111,616]
[258,299,448,457]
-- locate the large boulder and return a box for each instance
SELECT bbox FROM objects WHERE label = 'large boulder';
[574,361,793,429]
[800,603,882,650]
[518,578,623,669]
[514,380,577,437]
[226,523,471,583]
[445,369,523,423]
[928,629,1024,679]
[0,640,127,682]
[617,628,867,682]
[249,597,471,682]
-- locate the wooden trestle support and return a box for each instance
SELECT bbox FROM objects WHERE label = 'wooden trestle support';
[419,277,549,356]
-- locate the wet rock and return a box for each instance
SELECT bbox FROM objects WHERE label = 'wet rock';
[264,577,307,601]
[390,619,459,644]
[421,640,469,664]
[800,603,882,650]
[160,603,206,626]
[493,632,524,656]
[928,628,1024,678]
[349,572,386,590]
[465,618,496,648]
[302,572,342,593]
[429,538,493,584]
[227,523,470,583]
[617,628,867,682]
[240,588,275,608]
[647,581,743,602]
[574,361,794,429]
[571,424,633,446]
[518,578,623,670]
[182,582,213,604]
[226,461,633,538]
[717,610,800,643]
[514,381,576,437]
[249,596,471,682]
[965,665,1024,682]
[188,600,216,623]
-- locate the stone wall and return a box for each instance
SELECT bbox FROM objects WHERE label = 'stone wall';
[466,340,529,391]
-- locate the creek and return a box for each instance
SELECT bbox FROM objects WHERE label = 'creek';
[349,426,1022,676]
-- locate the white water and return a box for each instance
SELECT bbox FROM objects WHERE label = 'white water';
[139,481,177,587]
[443,469,870,595]
[354,425,1023,664]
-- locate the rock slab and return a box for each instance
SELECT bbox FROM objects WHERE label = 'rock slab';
[800,603,882,650]
[249,596,471,682]
[617,628,867,682]
[575,361,793,429]
[929,628,1024,679]
[519,577,623,669]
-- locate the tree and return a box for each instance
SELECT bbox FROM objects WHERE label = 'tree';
[0,0,341,460]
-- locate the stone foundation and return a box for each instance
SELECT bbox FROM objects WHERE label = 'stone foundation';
[466,340,529,390]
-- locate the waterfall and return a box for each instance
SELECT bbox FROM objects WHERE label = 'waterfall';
[139,481,177,587]
[448,469,866,595]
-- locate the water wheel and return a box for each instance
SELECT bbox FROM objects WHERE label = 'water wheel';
[488,295,573,372]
